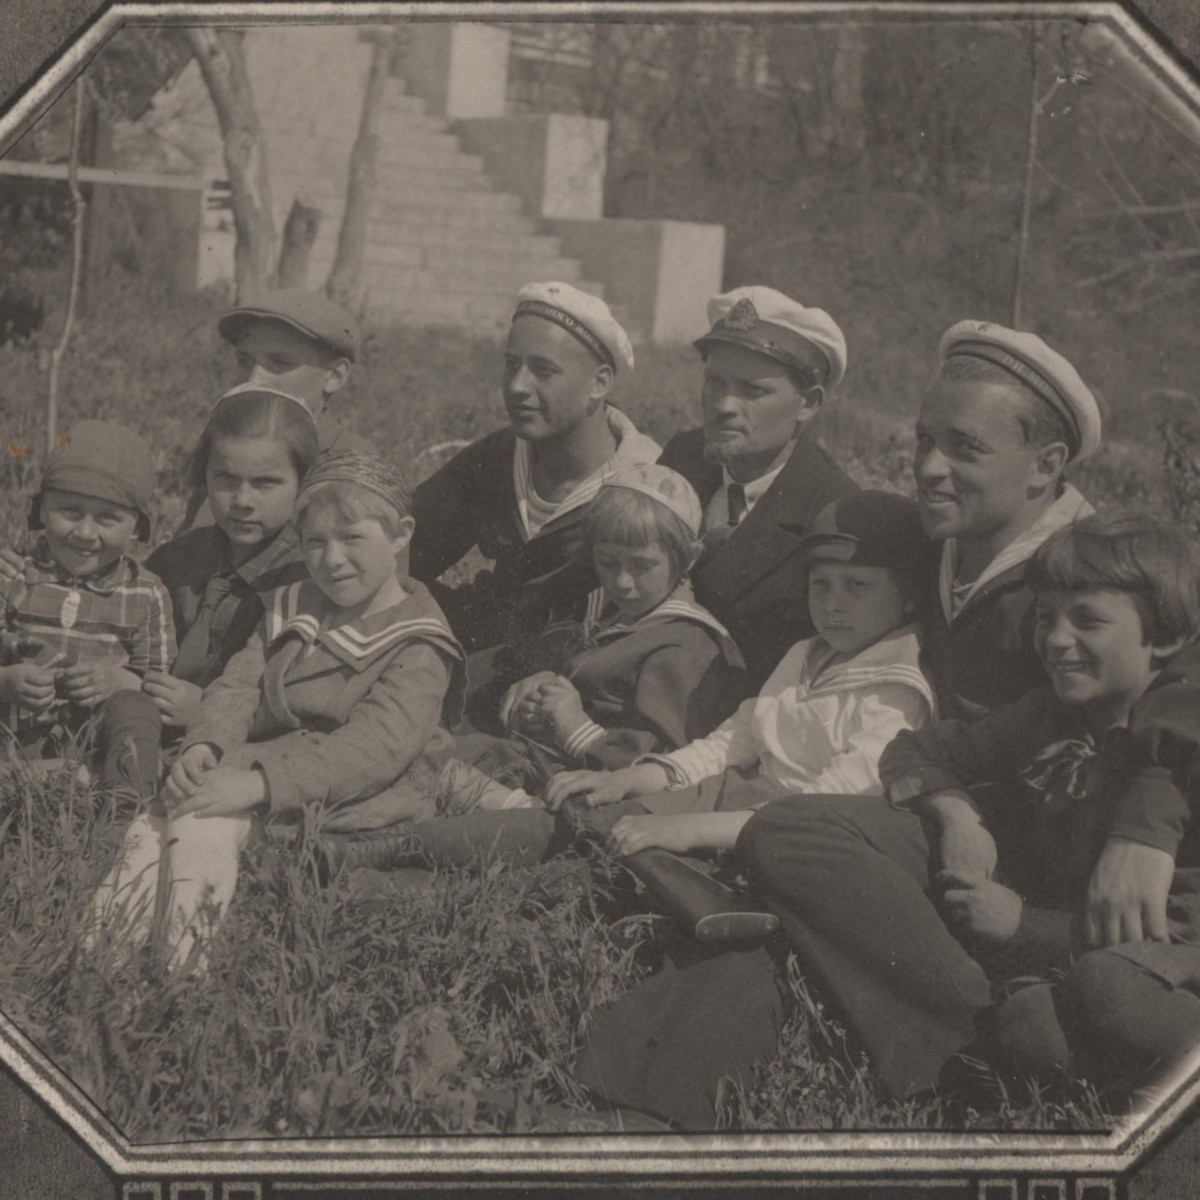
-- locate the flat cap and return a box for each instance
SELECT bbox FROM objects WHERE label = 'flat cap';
[218,288,361,362]
[939,320,1101,461]
[513,281,635,374]
[600,463,703,537]
[797,490,925,572]
[695,286,847,389]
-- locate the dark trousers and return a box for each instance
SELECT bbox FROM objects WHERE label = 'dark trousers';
[738,794,994,1099]
[16,689,162,803]
[94,689,163,801]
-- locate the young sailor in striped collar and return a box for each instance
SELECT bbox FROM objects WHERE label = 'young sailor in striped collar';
[97,451,465,970]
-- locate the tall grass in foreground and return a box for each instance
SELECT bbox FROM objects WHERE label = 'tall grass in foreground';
[0,755,1112,1140]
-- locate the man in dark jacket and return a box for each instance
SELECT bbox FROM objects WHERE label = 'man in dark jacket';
[659,286,859,694]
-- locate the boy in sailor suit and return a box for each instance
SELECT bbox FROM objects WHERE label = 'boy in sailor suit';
[95,451,465,970]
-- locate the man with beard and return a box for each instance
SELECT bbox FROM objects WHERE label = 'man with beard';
[659,286,859,694]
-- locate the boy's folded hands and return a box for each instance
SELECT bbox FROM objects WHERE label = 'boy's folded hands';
[60,661,141,708]
[164,743,267,819]
[1085,837,1174,947]
[516,676,588,741]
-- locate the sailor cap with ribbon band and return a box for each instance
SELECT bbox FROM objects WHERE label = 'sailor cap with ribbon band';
[794,490,925,573]
[599,463,704,537]
[218,288,361,363]
[695,286,848,390]
[939,320,1102,462]
[512,282,635,375]
[32,420,155,541]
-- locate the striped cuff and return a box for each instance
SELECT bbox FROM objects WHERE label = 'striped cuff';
[561,719,607,760]
[636,753,692,790]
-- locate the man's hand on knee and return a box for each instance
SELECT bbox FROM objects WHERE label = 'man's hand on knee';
[919,790,998,885]
[1085,837,1174,948]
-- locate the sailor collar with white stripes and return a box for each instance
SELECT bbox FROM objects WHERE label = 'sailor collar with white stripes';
[263,578,463,672]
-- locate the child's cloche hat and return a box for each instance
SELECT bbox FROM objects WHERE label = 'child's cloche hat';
[299,449,411,518]
[600,463,704,537]
[32,419,154,540]
[797,490,925,573]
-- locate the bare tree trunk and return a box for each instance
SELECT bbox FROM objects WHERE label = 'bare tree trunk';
[186,27,276,301]
[47,78,88,456]
[1012,23,1041,329]
[327,30,396,309]
[278,199,321,288]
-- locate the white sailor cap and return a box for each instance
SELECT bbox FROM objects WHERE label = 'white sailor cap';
[939,320,1102,462]
[513,282,635,374]
[696,286,848,389]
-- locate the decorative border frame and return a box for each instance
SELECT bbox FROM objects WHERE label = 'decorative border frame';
[0,2,1195,1194]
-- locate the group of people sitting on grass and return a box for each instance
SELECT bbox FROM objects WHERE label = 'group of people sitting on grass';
[3,277,1199,1130]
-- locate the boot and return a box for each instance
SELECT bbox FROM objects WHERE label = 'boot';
[315,826,422,884]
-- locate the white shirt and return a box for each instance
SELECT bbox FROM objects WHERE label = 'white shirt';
[702,439,797,532]
[648,625,936,799]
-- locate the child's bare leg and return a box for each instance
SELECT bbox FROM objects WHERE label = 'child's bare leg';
[89,809,168,950]
[162,811,255,971]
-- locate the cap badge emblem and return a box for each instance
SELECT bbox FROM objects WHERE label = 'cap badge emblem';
[722,298,760,332]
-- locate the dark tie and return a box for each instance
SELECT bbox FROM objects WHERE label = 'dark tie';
[727,482,748,527]
[171,572,237,686]
[703,483,748,551]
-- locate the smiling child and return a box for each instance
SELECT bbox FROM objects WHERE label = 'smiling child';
[0,421,174,800]
[104,450,465,970]
[737,509,1200,1106]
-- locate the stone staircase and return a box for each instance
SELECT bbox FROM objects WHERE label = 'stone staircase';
[277,80,609,329]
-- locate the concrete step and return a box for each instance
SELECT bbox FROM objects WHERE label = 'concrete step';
[366,206,537,234]
[374,130,463,157]
[375,132,472,160]
[380,89,430,115]
[376,152,485,178]
[376,186,523,212]
[361,258,585,292]
[320,234,567,271]
[363,225,563,256]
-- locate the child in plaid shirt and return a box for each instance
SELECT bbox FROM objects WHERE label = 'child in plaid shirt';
[0,421,174,800]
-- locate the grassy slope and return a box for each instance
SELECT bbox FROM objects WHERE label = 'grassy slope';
[0,284,1168,1139]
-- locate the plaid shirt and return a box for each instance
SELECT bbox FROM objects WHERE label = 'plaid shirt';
[0,539,176,730]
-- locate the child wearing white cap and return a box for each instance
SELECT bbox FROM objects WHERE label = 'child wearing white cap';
[410,281,660,662]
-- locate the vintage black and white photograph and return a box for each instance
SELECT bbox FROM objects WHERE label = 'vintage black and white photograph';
[2,2,1200,1193]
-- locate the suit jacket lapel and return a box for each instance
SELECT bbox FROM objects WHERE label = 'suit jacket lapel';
[693,437,842,606]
